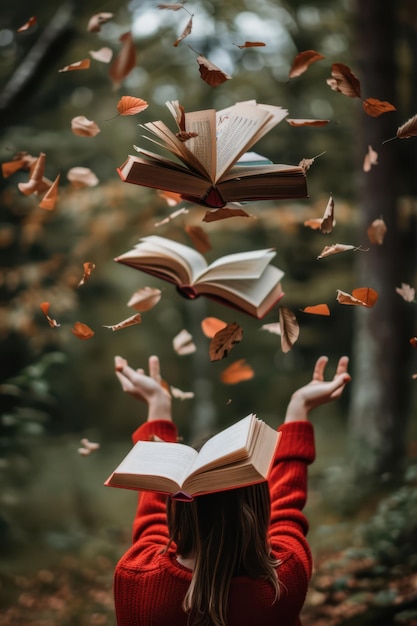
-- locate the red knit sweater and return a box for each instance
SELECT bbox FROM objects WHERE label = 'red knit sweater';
[113,419,315,626]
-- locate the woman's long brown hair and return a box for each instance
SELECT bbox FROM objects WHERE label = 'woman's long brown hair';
[166,482,279,626]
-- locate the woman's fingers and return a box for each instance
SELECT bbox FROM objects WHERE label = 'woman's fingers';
[312,355,328,381]
[148,355,161,382]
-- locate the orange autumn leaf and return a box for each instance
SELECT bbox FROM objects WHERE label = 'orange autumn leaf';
[336,287,378,308]
[67,166,99,188]
[87,12,114,33]
[173,15,193,47]
[395,283,416,303]
[303,218,323,230]
[203,206,253,222]
[196,54,232,87]
[301,304,331,316]
[17,16,37,32]
[383,113,417,143]
[71,322,95,340]
[89,47,113,63]
[321,193,335,234]
[78,262,96,287]
[185,225,211,253]
[279,307,299,353]
[327,62,361,98]
[103,314,142,331]
[367,217,387,245]
[289,49,325,79]
[363,145,378,172]
[38,173,60,211]
[2,158,26,178]
[362,97,396,118]
[317,243,358,259]
[286,118,330,127]
[117,96,149,116]
[71,116,101,137]
[201,316,227,338]
[209,322,243,362]
[173,329,196,355]
[157,190,184,207]
[18,152,46,195]
[220,359,254,384]
[234,41,266,49]
[58,59,91,73]
[127,287,162,312]
[40,301,60,328]
[109,31,136,89]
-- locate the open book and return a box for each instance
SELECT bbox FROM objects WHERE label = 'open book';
[117,100,308,208]
[115,235,285,319]
[105,414,280,499]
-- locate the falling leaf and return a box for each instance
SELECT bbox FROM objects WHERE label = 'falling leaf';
[203,206,253,222]
[158,3,187,9]
[127,287,162,311]
[279,307,299,353]
[157,190,184,207]
[155,206,189,226]
[17,16,37,32]
[209,322,243,361]
[301,304,330,316]
[58,59,91,73]
[260,322,281,335]
[317,243,358,259]
[89,47,113,63]
[173,15,193,46]
[327,63,361,98]
[71,322,95,340]
[336,287,378,307]
[176,130,199,142]
[395,283,415,302]
[78,262,96,287]
[71,116,101,137]
[410,337,417,349]
[286,118,330,127]
[362,98,396,117]
[173,329,196,355]
[363,145,378,172]
[298,151,325,173]
[87,12,114,32]
[117,95,149,116]
[234,41,266,49]
[196,54,232,87]
[289,50,325,79]
[201,316,227,338]
[185,225,211,253]
[40,302,60,328]
[303,218,323,230]
[2,158,26,178]
[367,217,387,245]
[170,386,195,400]
[18,152,47,195]
[383,113,417,143]
[220,359,254,384]
[109,31,136,89]
[38,173,60,211]
[67,166,99,188]
[320,193,335,234]
[78,438,100,456]
[103,314,142,331]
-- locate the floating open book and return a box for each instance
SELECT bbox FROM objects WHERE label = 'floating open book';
[115,235,285,319]
[117,100,308,208]
[105,414,281,499]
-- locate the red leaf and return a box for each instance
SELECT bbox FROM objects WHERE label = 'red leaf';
[196,55,232,87]
[362,98,396,118]
[327,63,361,98]
[109,32,136,88]
[289,50,325,79]
[220,359,254,384]
[117,96,149,116]
[78,262,96,287]
[58,59,91,73]
[71,322,95,340]
[17,16,37,33]
[40,302,60,328]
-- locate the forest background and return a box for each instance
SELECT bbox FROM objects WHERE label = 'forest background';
[1,0,417,625]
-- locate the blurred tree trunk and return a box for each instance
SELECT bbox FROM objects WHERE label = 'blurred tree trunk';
[348,1,414,481]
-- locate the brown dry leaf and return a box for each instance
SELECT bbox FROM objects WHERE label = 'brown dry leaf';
[173,15,193,47]
[89,47,113,63]
[383,113,417,143]
[260,322,281,335]
[109,32,136,89]
[17,16,37,32]
[103,314,142,331]
[71,322,95,340]
[317,243,357,259]
[87,12,114,32]
[220,359,254,384]
[185,225,211,253]
[117,96,149,116]
[38,173,60,211]
[336,287,378,307]
[395,283,415,302]
[2,158,26,178]
[127,287,162,311]
[40,301,60,328]
[327,63,361,98]
[158,3,187,9]
[78,262,96,287]
[320,193,335,234]
[298,151,325,173]
[301,304,330,316]
[289,50,325,79]
[203,206,253,222]
[173,329,196,355]
[196,54,232,87]
[363,145,378,172]
[410,337,417,349]
[67,166,99,188]
[286,118,329,127]
[235,41,266,49]
[303,218,323,230]
[362,98,396,117]
[58,59,91,73]
[201,316,227,338]
[176,130,199,142]
[18,152,46,195]
[279,307,299,353]
[170,386,195,400]
[71,116,101,137]
[367,217,387,245]
[209,322,243,362]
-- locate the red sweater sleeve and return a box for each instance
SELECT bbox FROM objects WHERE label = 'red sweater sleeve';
[268,421,315,583]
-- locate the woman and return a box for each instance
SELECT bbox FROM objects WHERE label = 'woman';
[113,354,350,626]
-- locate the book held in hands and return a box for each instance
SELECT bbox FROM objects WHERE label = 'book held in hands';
[117,100,308,208]
[105,413,280,500]
[115,235,285,319]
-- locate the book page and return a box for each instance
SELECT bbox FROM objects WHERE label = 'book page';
[196,248,276,283]
[140,236,209,284]
[183,109,217,183]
